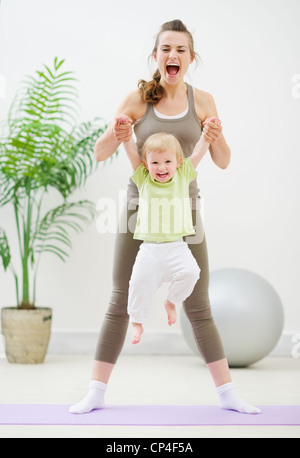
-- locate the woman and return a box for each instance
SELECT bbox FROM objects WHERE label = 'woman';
[70,19,260,415]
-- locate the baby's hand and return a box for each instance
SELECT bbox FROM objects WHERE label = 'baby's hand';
[115,114,132,126]
[203,117,222,144]
[113,114,133,142]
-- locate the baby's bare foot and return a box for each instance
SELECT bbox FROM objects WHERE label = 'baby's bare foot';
[131,323,143,344]
[164,300,177,326]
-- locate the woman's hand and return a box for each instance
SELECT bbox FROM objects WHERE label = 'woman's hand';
[203,117,222,144]
[113,114,133,143]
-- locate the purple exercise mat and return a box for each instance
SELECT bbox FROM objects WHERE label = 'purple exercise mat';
[0,404,300,426]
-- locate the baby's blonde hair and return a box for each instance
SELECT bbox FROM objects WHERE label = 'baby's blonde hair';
[141,133,183,162]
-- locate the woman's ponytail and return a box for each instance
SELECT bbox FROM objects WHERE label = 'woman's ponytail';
[138,69,165,104]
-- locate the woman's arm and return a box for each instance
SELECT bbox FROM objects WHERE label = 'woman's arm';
[94,120,122,162]
[194,89,231,169]
[94,90,145,162]
[203,117,231,169]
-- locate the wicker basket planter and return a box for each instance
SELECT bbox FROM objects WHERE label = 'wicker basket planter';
[1,307,52,364]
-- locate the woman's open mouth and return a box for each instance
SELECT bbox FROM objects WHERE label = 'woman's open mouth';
[166,64,180,77]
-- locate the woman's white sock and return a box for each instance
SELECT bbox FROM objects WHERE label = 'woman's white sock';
[217,382,261,414]
[69,380,261,415]
[69,381,107,414]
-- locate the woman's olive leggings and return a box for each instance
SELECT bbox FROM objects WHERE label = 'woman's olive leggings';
[94,203,226,364]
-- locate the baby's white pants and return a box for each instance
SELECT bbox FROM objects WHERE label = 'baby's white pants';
[128,239,200,323]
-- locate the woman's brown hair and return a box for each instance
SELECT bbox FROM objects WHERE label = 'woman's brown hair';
[138,19,197,104]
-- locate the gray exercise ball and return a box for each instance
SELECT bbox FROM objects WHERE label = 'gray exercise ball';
[181,268,284,367]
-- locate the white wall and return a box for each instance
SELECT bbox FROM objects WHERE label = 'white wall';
[0,0,299,343]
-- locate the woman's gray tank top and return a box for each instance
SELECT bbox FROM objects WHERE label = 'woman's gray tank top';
[128,83,202,202]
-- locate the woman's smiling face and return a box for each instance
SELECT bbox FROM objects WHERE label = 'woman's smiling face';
[153,31,195,85]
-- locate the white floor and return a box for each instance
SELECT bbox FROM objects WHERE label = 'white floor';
[0,354,299,438]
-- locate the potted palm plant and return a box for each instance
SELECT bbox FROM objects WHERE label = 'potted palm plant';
[0,57,109,363]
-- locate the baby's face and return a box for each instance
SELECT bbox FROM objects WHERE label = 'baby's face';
[144,149,182,183]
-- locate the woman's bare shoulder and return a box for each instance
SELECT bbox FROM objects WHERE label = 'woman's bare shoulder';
[194,88,218,121]
[116,89,147,122]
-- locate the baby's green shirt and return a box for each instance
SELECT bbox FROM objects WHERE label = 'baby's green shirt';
[131,158,197,242]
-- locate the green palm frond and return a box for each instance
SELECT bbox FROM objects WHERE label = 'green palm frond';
[0,57,115,307]
[0,228,11,270]
[8,57,79,128]
[70,119,106,186]
[32,200,96,262]
[0,57,106,202]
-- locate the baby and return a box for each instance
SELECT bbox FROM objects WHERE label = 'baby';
[116,115,209,344]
